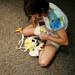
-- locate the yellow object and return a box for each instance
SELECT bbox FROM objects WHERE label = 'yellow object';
[24,37,37,52]
[40,26,47,33]
[16,28,22,33]
[24,36,44,56]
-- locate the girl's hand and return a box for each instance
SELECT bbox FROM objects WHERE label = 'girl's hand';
[31,14,43,27]
[39,34,49,41]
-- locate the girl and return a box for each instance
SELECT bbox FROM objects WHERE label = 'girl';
[23,0,68,67]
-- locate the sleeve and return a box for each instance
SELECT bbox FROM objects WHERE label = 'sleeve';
[50,16,64,31]
[49,2,68,31]
[49,3,65,31]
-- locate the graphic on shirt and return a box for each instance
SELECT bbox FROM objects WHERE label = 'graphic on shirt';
[48,9,64,31]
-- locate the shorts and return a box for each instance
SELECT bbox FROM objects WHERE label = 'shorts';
[46,40,60,50]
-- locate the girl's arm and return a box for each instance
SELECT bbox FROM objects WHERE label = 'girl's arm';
[22,14,40,36]
[22,24,35,36]
[40,28,68,46]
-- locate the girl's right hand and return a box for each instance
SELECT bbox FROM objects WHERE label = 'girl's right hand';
[39,33,49,41]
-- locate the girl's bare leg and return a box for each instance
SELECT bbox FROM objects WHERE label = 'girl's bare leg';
[39,45,57,67]
[23,25,57,67]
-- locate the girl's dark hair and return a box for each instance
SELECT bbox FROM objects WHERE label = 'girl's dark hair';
[24,0,49,18]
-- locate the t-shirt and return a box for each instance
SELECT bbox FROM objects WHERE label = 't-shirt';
[43,3,68,32]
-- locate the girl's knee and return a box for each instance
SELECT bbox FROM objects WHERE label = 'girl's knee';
[39,45,57,67]
[39,59,49,67]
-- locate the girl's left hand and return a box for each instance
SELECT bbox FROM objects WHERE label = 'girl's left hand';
[39,34,49,41]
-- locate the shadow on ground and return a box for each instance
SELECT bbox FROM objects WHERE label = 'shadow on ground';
[0,0,75,75]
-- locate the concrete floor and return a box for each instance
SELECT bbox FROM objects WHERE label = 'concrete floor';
[0,0,75,75]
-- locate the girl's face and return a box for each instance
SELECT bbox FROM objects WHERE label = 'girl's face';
[31,13,48,26]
